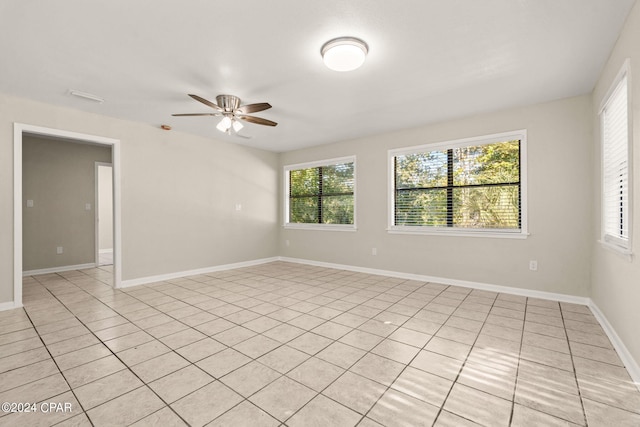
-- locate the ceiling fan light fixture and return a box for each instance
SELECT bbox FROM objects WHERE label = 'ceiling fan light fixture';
[216,116,232,132]
[321,37,368,72]
[232,119,243,132]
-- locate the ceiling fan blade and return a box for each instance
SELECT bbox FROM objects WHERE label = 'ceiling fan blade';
[237,115,278,127]
[188,94,222,111]
[237,103,272,114]
[171,113,221,117]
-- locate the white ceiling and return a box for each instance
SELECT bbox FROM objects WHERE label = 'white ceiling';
[0,1,635,152]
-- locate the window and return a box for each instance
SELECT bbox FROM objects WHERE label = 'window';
[601,60,631,252]
[284,156,355,229]
[389,131,527,237]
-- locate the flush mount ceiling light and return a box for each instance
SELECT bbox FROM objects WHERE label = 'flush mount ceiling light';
[321,37,368,72]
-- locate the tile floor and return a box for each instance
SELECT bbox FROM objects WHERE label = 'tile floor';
[1,261,639,426]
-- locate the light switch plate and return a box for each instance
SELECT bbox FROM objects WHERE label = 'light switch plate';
[26,200,34,208]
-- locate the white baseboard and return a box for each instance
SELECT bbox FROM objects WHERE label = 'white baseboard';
[588,301,640,388]
[278,257,590,305]
[23,263,97,277]
[119,257,280,289]
[0,301,22,312]
[99,248,113,254]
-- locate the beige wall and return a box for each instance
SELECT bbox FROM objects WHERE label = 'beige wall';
[0,93,279,303]
[280,95,593,297]
[23,136,111,271]
[98,164,113,251]
[591,1,640,366]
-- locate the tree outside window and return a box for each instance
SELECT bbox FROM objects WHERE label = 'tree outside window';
[287,160,354,225]
[393,139,522,231]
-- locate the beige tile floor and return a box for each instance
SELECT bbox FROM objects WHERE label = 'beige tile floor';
[1,261,639,426]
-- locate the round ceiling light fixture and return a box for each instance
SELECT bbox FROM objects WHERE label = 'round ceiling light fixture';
[321,37,368,72]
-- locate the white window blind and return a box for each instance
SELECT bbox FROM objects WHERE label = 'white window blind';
[601,72,630,248]
[390,132,525,235]
[285,157,355,227]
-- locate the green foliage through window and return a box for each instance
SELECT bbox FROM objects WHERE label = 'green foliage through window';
[288,161,354,225]
[394,140,521,230]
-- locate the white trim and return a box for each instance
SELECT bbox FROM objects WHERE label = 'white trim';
[0,301,22,312]
[283,155,356,229]
[14,124,122,305]
[389,129,528,157]
[99,248,114,255]
[112,137,122,288]
[119,257,280,288]
[23,263,97,277]
[600,58,633,253]
[598,239,634,261]
[589,300,640,389]
[95,162,113,267]
[284,155,356,171]
[13,125,23,308]
[387,129,528,237]
[284,224,357,232]
[388,228,529,239]
[278,256,589,305]
[598,58,632,113]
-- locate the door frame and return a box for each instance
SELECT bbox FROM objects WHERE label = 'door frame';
[14,123,122,307]
[95,162,113,267]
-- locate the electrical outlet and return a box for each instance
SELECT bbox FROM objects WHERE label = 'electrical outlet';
[26,199,34,208]
[372,247,377,256]
[285,240,290,247]
[85,203,91,211]
[529,260,538,271]
[56,246,64,254]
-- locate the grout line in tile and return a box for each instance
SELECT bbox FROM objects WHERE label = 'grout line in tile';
[19,294,92,424]
[15,263,638,427]
[560,301,591,427]
[27,271,193,427]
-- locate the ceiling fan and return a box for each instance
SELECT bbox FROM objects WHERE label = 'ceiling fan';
[172,94,277,138]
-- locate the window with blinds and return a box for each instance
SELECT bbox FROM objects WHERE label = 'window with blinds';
[285,157,355,227]
[390,131,526,235]
[601,64,630,250]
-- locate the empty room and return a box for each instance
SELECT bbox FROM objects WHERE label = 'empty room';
[1,1,639,426]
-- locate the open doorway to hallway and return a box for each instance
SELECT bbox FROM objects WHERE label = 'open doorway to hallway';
[13,123,121,308]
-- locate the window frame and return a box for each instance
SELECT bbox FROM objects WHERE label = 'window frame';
[283,155,357,231]
[388,130,528,238]
[599,58,633,256]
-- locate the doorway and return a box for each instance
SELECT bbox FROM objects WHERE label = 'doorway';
[13,123,121,308]
[96,163,114,267]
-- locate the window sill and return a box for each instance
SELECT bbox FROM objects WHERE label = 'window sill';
[387,227,529,239]
[284,223,357,232]
[598,240,633,262]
